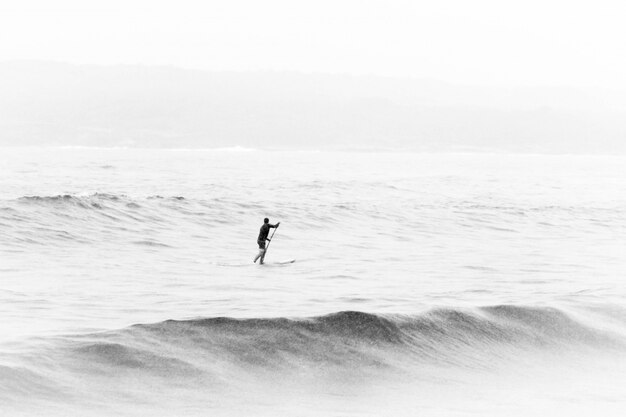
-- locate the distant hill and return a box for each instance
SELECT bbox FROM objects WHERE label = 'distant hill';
[1,61,625,153]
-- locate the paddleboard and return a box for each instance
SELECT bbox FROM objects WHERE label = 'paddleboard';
[262,259,296,266]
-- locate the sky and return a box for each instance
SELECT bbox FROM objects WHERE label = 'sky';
[1,0,625,88]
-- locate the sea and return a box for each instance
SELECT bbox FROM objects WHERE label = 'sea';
[0,147,625,416]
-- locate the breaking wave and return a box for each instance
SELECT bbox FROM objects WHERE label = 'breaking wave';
[1,303,625,417]
[1,306,623,391]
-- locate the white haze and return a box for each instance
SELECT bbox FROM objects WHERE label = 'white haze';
[1,0,626,88]
[2,2,626,151]
[1,62,626,152]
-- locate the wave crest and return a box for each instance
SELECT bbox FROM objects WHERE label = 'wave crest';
[1,306,624,402]
[81,306,622,373]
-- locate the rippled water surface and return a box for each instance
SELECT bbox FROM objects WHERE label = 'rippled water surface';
[1,148,625,416]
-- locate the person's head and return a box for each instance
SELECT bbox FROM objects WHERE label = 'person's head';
[264,218,269,224]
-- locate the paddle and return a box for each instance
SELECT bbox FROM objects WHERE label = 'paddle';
[262,223,280,263]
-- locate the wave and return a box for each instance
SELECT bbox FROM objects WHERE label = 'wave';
[0,193,200,246]
[5,306,622,376]
[17,193,179,205]
[12,194,624,219]
[0,192,281,249]
[10,194,200,219]
[124,307,623,361]
[132,239,173,247]
[1,306,624,414]
[15,193,134,210]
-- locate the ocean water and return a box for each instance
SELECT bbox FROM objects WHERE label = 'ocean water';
[1,148,625,416]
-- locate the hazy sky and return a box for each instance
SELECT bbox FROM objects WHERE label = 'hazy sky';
[1,1,625,88]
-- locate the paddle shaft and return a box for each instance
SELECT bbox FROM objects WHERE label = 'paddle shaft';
[264,224,279,255]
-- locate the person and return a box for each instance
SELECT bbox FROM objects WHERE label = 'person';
[253,218,280,264]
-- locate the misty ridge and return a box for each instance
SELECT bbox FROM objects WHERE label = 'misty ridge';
[1,61,625,153]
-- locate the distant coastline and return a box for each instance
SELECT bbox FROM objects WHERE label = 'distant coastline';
[1,61,625,153]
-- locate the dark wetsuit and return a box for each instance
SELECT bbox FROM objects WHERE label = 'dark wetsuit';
[257,223,277,249]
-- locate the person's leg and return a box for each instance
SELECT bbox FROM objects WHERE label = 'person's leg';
[254,241,266,263]
[258,249,266,264]
[260,248,267,264]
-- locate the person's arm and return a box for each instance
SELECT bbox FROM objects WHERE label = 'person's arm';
[267,222,280,241]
